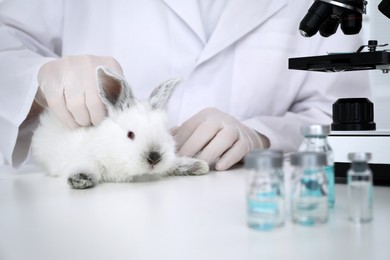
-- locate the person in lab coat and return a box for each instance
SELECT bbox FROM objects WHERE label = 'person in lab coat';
[0,0,371,170]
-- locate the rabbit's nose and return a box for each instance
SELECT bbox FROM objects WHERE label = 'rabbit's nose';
[147,151,162,165]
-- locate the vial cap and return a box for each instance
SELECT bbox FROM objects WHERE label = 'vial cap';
[301,124,330,136]
[244,149,283,169]
[290,151,327,167]
[348,152,372,162]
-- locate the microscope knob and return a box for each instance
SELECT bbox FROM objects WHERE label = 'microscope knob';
[331,98,376,131]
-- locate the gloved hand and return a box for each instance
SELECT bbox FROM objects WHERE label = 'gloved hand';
[35,55,124,128]
[172,107,270,171]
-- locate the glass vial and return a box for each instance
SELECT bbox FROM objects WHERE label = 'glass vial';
[298,125,335,208]
[245,149,284,231]
[290,152,329,226]
[347,152,373,223]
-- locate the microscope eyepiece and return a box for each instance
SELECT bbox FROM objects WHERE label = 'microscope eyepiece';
[299,1,333,37]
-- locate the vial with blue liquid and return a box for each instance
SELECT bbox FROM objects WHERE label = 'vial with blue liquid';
[245,149,284,231]
[290,152,329,226]
[299,125,335,208]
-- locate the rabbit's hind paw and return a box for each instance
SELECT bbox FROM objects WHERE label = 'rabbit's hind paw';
[67,173,97,189]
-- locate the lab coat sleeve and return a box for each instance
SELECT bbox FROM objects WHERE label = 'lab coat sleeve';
[242,34,371,153]
[0,0,63,167]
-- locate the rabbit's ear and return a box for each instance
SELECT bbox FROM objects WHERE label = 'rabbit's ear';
[149,78,182,110]
[96,66,135,113]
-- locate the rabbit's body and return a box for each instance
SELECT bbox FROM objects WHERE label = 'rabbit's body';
[31,67,209,189]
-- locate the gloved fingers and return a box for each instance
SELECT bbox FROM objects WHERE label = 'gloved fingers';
[170,126,179,136]
[170,127,180,152]
[215,139,250,171]
[64,91,92,127]
[35,55,128,129]
[173,112,206,149]
[177,120,223,157]
[197,126,239,165]
[45,91,79,129]
[86,88,107,126]
[34,87,48,107]
[245,127,266,149]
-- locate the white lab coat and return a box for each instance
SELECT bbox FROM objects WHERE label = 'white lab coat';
[0,0,371,167]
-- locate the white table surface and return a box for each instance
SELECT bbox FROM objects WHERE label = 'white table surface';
[0,164,389,260]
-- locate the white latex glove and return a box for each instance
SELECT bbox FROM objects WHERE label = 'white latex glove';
[172,107,270,171]
[36,55,124,128]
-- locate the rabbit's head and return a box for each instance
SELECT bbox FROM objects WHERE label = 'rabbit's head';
[94,67,181,180]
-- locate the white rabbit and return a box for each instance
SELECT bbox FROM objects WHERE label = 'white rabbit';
[31,66,209,189]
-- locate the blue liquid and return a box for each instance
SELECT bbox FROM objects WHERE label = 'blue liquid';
[292,197,328,226]
[247,193,284,231]
[292,171,329,226]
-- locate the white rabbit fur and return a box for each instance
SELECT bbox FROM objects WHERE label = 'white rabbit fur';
[31,66,209,189]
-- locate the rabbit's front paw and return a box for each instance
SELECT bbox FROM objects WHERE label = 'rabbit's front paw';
[170,158,209,176]
[67,173,98,189]
[188,159,209,175]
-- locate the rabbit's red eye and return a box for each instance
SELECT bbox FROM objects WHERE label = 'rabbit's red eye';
[127,131,135,140]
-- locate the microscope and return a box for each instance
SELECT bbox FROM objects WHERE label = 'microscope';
[291,0,390,72]
[289,0,390,185]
